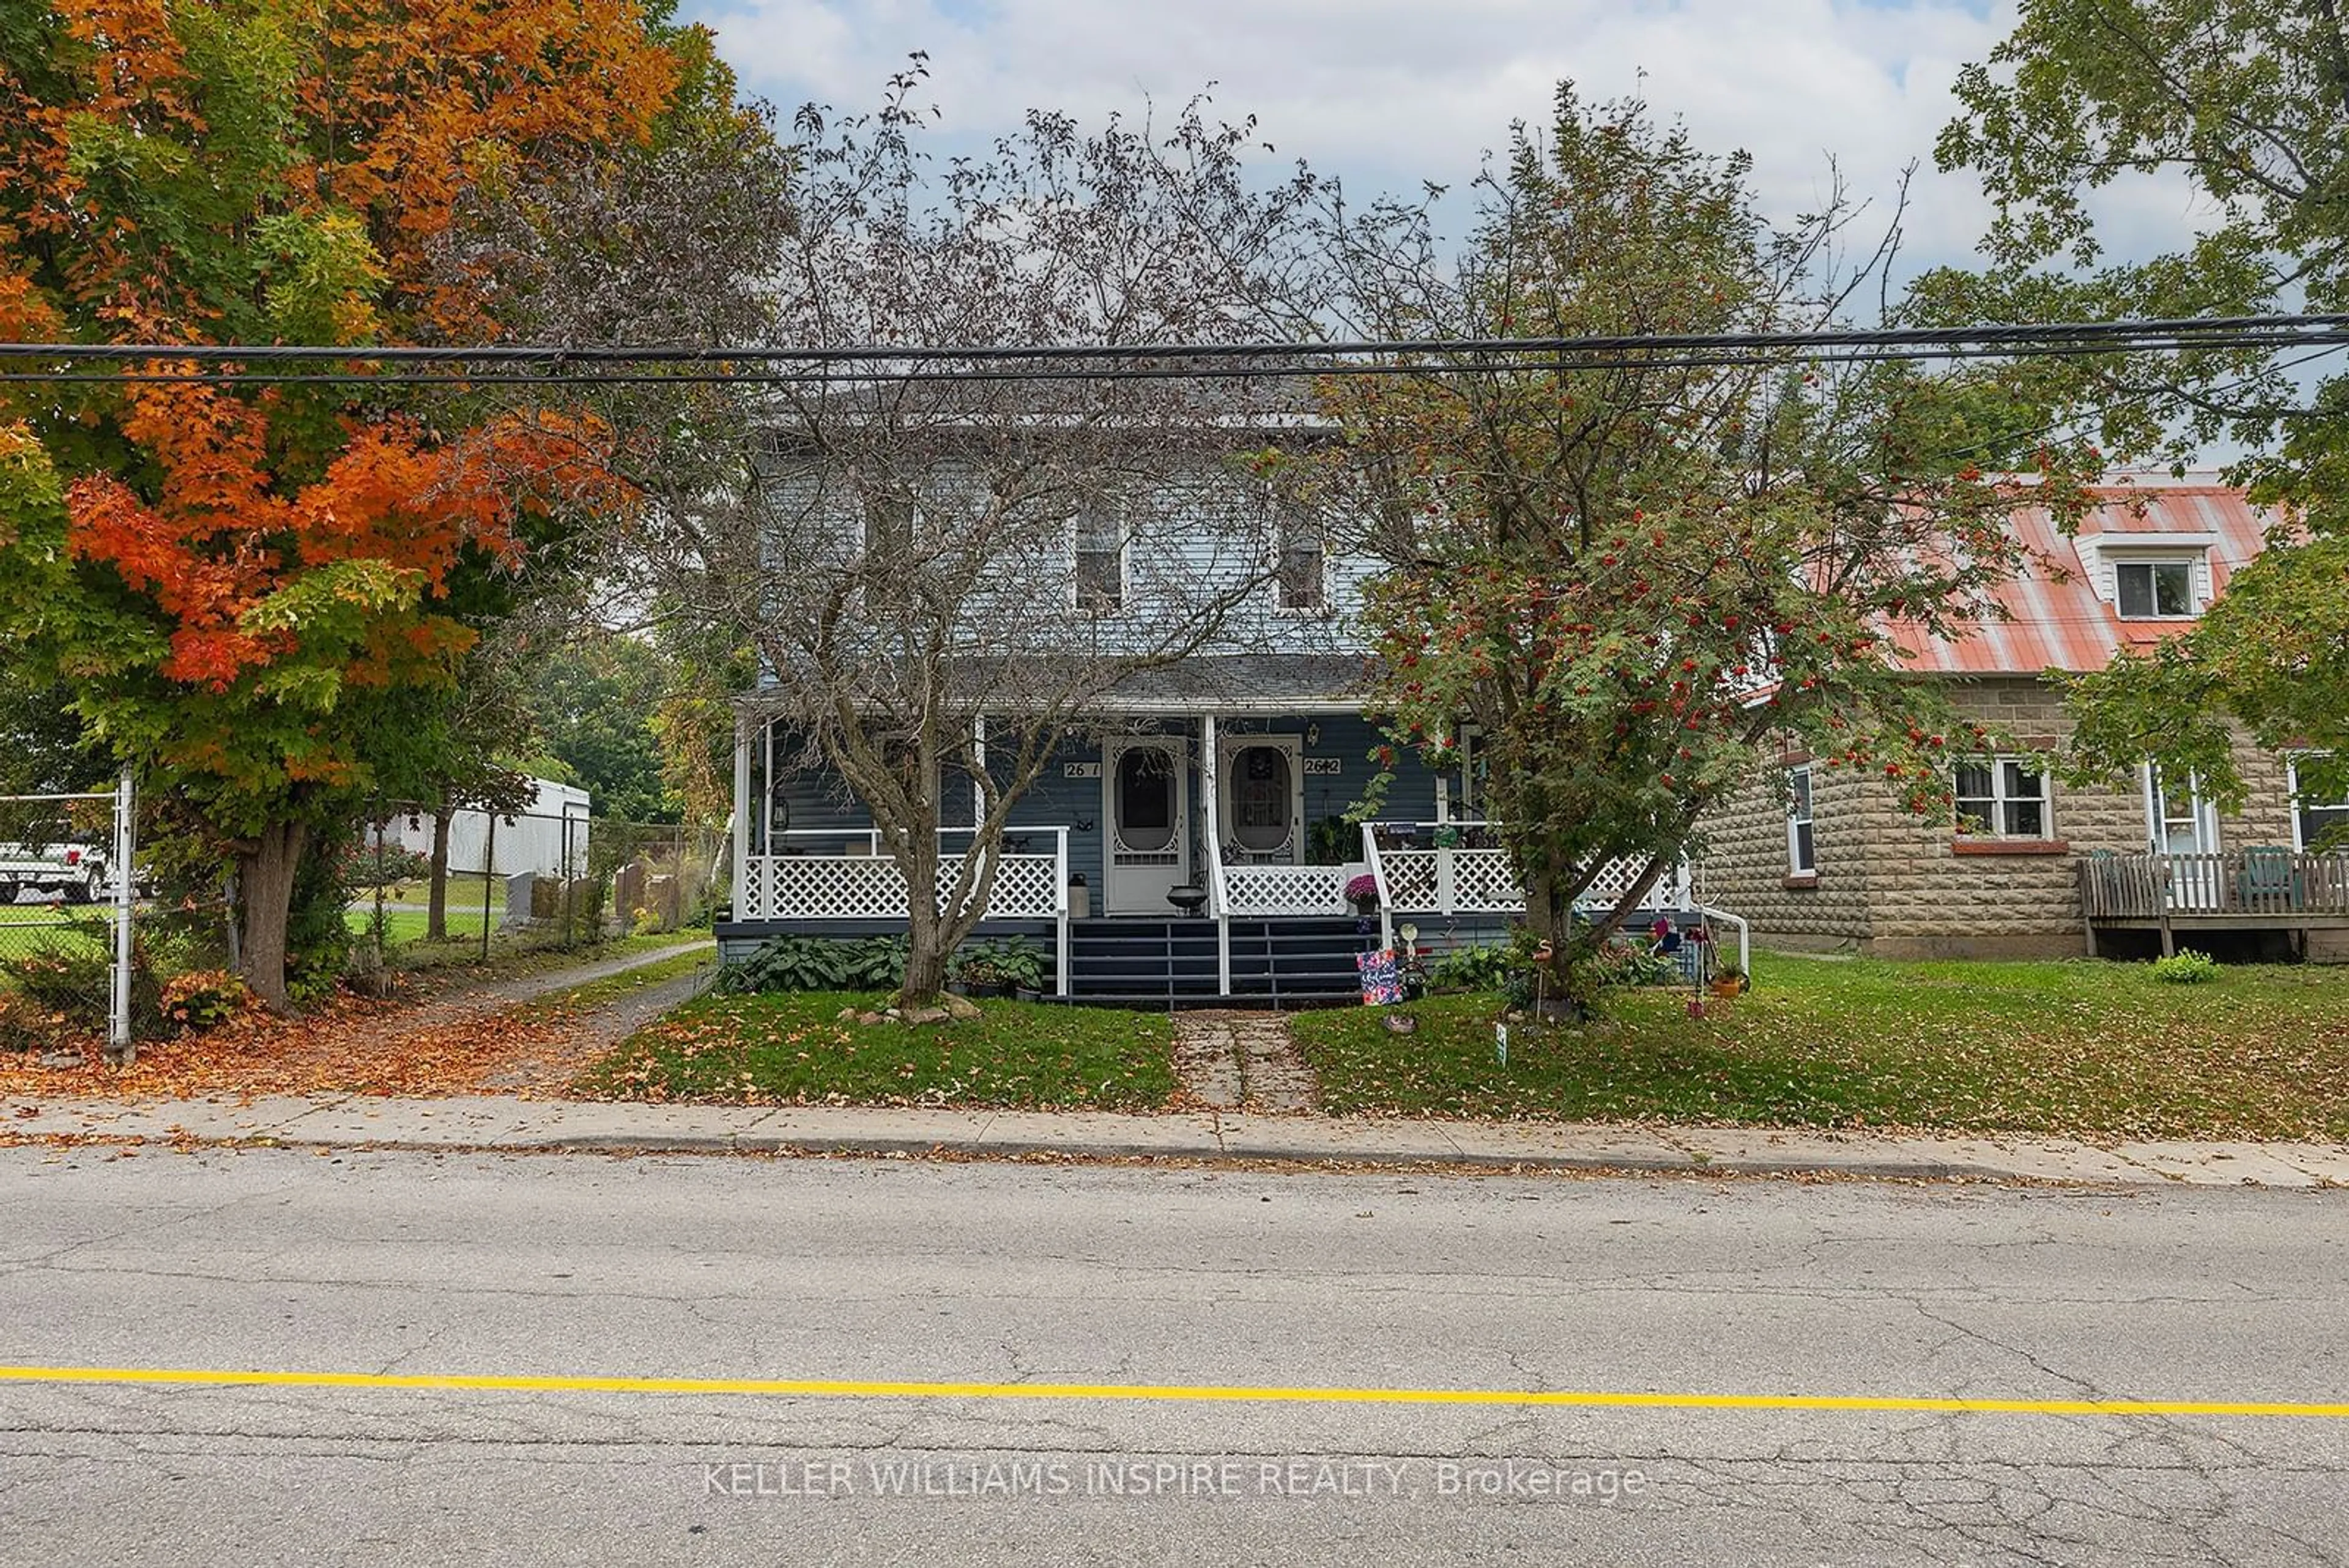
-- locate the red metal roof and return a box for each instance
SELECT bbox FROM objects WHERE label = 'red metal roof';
[1887,478,2284,676]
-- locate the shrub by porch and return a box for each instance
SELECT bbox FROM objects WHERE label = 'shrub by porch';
[1290,954,2349,1139]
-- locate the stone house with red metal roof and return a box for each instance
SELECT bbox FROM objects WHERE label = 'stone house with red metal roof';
[1698,477,2349,962]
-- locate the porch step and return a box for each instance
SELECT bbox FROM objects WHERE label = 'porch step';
[1037,990,1363,1012]
[1065,917,1373,1006]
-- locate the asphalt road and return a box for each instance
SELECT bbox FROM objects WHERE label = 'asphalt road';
[0,1146,2343,1567]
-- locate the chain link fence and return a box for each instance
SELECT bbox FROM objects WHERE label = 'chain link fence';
[2,779,727,1060]
[0,782,135,1059]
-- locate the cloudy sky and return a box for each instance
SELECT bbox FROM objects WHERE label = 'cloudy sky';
[668,0,2205,294]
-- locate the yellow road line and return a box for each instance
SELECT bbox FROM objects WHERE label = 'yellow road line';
[0,1365,2340,1419]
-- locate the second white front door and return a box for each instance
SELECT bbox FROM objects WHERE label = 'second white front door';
[1219,735,1304,866]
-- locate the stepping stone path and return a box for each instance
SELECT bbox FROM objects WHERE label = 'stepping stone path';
[1170,1010,1318,1115]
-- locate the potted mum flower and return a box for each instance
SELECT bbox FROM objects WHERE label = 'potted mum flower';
[1344,872,1381,916]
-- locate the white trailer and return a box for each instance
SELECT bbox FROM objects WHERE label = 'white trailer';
[390,780,592,878]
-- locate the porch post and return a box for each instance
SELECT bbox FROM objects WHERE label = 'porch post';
[1201,712,1220,877]
[1203,714,1230,995]
[973,715,987,828]
[1055,826,1071,998]
[1434,722,1450,823]
[732,715,753,920]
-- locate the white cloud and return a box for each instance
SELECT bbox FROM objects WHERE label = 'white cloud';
[685,0,2205,289]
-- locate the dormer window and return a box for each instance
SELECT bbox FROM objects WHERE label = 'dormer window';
[2114,559,2196,619]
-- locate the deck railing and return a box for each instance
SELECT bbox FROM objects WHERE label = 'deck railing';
[2079,850,2349,921]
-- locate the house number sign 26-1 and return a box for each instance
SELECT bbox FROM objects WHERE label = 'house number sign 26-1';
[1063,761,1103,779]
[1302,757,1343,776]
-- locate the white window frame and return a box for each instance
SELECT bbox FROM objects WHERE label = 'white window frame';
[2288,754,2349,852]
[853,488,925,618]
[1786,764,1816,875]
[1953,756,2054,840]
[2111,557,2199,620]
[1272,507,1328,615]
[1069,500,1128,617]
[2142,764,2219,856]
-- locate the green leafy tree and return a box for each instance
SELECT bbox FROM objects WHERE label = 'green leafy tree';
[1294,87,2091,1005]
[1928,0,2349,812]
[527,631,680,825]
[0,667,98,794]
[0,1,683,1006]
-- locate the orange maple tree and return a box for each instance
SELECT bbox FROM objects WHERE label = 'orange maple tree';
[0,0,683,1007]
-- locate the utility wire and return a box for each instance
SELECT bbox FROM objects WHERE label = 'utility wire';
[0,314,2343,388]
[3,311,2345,365]
[0,333,2342,390]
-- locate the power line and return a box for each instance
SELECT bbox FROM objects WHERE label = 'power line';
[4,312,2345,366]
[0,314,2342,389]
[0,334,2342,391]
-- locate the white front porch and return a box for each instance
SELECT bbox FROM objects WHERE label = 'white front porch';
[724,709,1737,994]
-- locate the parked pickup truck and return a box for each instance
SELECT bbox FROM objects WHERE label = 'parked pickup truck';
[0,828,116,905]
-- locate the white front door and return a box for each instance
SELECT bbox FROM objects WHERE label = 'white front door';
[1219,735,1304,866]
[1104,738,1190,914]
[2147,767,2217,855]
[2147,766,2221,910]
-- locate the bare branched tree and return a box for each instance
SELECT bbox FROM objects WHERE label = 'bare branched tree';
[454,59,1327,1005]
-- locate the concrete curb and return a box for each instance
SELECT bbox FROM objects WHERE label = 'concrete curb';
[7,1094,2348,1187]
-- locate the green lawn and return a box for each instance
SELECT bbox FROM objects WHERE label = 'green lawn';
[582,990,1178,1110]
[366,870,497,905]
[1289,953,2349,1140]
[345,907,488,945]
[0,905,108,924]
[383,927,703,984]
[0,905,111,963]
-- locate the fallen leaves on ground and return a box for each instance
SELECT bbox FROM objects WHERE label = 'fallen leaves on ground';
[0,987,596,1105]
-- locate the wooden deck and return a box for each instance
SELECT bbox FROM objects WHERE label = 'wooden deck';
[2077,851,2349,956]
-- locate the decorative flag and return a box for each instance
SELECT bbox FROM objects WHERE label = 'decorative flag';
[1356,948,1405,1006]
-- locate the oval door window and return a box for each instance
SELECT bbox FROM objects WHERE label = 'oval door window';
[1116,747,1177,852]
[1232,746,1291,852]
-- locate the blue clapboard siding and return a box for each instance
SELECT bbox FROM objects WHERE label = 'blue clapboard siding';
[751,712,1469,904]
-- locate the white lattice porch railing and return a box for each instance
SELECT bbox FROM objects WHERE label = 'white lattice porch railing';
[1220,863,1349,916]
[740,849,1063,921]
[1362,823,1685,919]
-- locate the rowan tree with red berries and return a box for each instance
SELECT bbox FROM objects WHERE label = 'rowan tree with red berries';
[1288,86,2100,1006]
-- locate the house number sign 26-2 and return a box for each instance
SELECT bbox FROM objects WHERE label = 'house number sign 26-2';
[1302,757,1343,776]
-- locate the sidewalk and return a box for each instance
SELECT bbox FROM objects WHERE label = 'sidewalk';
[7,1091,2347,1187]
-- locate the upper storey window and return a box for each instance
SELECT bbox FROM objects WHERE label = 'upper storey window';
[1072,502,1126,615]
[2113,558,2198,619]
[1275,510,1326,613]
